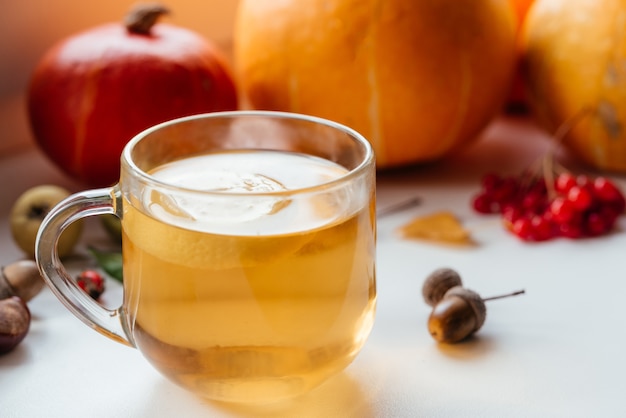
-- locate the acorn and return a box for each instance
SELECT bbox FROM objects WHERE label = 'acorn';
[422,267,463,307]
[427,286,525,344]
[428,286,486,343]
[0,296,31,354]
[0,260,44,303]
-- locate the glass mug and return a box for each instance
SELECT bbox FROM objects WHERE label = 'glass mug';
[36,111,377,404]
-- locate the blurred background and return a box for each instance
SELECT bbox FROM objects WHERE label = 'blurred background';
[0,0,239,156]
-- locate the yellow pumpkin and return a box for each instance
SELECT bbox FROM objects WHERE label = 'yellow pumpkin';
[521,0,626,173]
[233,0,518,169]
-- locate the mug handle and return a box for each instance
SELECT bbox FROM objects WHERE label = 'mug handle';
[35,186,135,347]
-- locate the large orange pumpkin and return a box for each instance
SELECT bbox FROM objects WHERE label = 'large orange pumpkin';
[234,0,518,169]
[521,0,626,173]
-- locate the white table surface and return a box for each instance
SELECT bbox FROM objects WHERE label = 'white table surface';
[1,115,625,418]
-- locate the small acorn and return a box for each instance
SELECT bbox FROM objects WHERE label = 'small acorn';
[422,267,463,307]
[0,296,31,354]
[428,286,486,343]
[0,260,44,303]
[424,268,525,344]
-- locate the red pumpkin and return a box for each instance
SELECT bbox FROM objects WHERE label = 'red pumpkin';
[27,5,238,187]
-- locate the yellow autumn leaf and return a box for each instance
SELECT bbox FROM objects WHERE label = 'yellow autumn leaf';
[397,211,473,245]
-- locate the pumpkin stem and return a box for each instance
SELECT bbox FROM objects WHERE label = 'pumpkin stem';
[124,3,170,35]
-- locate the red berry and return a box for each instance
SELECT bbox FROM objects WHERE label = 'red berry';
[472,193,495,214]
[492,177,519,207]
[555,172,577,194]
[474,168,624,242]
[593,177,620,200]
[502,205,523,225]
[599,205,620,227]
[522,189,547,214]
[593,177,626,213]
[558,221,584,239]
[511,217,534,241]
[585,212,611,237]
[531,214,554,241]
[481,173,502,192]
[549,197,576,224]
[612,197,626,214]
[76,270,105,300]
[567,185,593,211]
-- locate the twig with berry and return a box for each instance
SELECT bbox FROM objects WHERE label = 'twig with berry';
[76,270,106,300]
[74,247,124,300]
[471,109,626,242]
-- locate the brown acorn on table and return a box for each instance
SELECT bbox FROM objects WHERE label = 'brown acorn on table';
[0,260,44,354]
[423,268,525,343]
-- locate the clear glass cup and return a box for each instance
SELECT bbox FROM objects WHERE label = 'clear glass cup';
[35,111,377,404]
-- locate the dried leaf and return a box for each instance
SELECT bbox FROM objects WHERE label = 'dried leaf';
[397,211,473,245]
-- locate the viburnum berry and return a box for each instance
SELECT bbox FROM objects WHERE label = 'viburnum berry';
[471,168,625,242]
[76,270,105,300]
[594,177,626,213]
[491,177,518,207]
[593,177,621,201]
[530,214,554,241]
[481,172,501,192]
[566,185,593,211]
[549,197,576,224]
[521,188,545,213]
[502,204,523,225]
[511,217,534,241]
[472,193,495,214]
[554,172,577,194]
[585,212,610,237]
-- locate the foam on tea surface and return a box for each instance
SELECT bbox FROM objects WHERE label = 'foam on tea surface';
[144,150,349,235]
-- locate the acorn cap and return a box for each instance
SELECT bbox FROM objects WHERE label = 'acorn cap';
[443,286,486,331]
[422,268,463,306]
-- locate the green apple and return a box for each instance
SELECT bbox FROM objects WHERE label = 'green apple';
[10,185,83,259]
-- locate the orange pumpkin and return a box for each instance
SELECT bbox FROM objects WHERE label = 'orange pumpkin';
[521,0,626,173]
[511,0,534,23]
[234,0,518,169]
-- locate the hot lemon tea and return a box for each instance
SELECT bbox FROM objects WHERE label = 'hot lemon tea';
[122,150,376,402]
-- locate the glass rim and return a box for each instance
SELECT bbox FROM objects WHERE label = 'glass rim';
[121,110,375,197]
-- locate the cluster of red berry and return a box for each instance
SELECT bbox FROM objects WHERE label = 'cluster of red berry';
[76,270,106,300]
[472,171,625,241]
